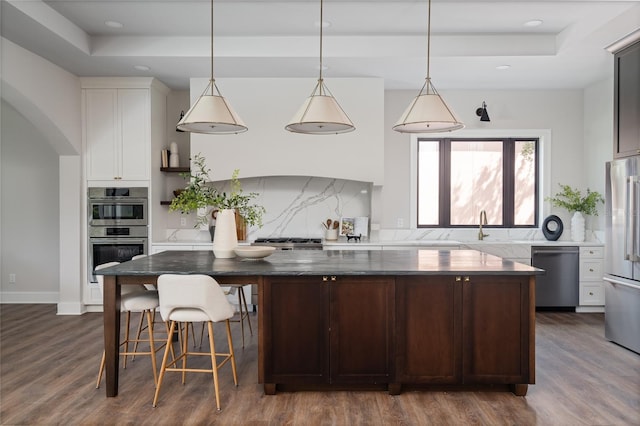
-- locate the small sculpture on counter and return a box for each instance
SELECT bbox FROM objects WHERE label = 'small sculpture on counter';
[346,234,362,243]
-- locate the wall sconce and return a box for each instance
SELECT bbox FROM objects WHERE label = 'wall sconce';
[176,111,185,132]
[476,102,490,122]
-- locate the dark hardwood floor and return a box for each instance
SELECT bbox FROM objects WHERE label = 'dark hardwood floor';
[1,304,638,425]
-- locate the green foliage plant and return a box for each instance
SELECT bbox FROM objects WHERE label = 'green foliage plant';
[169,153,265,228]
[546,184,604,216]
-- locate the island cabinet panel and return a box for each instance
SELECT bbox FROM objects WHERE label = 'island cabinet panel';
[330,277,394,384]
[462,276,533,385]
[261,276,394,387]
[394,275,534,391]
[395,277,462,384]
[262,277,330,384]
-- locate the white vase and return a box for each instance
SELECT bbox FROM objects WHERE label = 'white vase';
[212,209,238,258]
[570,211,585,242]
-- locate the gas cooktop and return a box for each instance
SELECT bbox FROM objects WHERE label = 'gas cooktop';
[252,237,323,250]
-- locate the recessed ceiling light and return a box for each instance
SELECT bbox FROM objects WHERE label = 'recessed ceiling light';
[524,19,543,27]
[104,20,123,29]
[496,65,511,70]
[134,65,150,71]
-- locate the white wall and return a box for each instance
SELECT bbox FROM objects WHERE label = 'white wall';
[381,88,592,231]
[1,37,82,311]
[1,101,60,300]
[583,78,614,233]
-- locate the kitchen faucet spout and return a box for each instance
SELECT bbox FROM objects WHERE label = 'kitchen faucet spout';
[478,210,489,240]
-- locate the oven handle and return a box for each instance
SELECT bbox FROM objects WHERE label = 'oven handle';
[90,237,148,244]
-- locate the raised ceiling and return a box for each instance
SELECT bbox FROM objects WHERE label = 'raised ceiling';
[2,0,639,90]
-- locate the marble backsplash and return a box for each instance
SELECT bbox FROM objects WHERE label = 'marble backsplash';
[162,175,604,244]
[375,228,604,243]
[164,175,372,241]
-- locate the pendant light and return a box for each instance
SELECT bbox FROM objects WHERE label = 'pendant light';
[176,0,247,134]
[393,0,463,133]
[285,0,355,135]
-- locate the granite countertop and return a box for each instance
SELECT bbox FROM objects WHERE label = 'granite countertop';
[97,249,543,277]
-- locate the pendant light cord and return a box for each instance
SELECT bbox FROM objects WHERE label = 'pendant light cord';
[426,0,431,81]
[210,0,215,94]
[318,0,324,95]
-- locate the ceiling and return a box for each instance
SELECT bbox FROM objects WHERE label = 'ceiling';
[2,0,639,91]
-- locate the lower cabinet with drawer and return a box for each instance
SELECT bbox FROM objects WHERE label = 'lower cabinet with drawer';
[579,245,605,309]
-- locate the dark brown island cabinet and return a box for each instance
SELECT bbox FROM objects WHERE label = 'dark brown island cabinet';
[261,274,534,396]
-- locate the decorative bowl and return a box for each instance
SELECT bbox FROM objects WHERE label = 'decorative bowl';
[234,246,276,259]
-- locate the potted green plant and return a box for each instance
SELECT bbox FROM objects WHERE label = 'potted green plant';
[546,184,604,242]
[170,153,265,257]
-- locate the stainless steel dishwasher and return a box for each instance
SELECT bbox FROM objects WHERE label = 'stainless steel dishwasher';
[531,246,579,309]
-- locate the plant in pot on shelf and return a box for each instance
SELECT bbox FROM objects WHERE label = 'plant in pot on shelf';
[169,153,265,258]
[546,184,604,242]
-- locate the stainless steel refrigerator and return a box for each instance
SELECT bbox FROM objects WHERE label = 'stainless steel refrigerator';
[605,156,640,354]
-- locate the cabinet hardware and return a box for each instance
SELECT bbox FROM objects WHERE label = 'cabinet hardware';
[589,291,594,296]
[322,276,328,281]
[455,276,462,282]
[331,276,337,281]
[464,276,470,282]
[589,268,594,272]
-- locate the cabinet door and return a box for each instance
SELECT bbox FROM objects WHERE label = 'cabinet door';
[462,276,534,385]
[119,89,149,180]
[614,41,640,158]
[395,276,462,384]
[330,276,394,384]
[85,89,119,180]
[262,276,330,384]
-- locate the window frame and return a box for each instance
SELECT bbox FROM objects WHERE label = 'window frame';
[416,137,540,229]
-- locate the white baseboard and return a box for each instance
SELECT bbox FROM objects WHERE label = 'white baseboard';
[56,302,87,315]
[0,291,58,304]
[576,306,605,313]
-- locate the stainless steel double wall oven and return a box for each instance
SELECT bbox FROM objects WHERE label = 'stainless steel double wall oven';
[88,187,148,283]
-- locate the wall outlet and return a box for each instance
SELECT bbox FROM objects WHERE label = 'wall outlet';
[180,217,187,227]
[9,273,16,283]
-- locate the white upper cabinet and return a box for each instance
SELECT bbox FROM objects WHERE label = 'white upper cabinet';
[82,78,168,183]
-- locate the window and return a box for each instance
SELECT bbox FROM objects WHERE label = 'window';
[417,138,538,228]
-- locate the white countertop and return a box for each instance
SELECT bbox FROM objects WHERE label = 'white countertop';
[153,239,603,248]
[322,239,603,247]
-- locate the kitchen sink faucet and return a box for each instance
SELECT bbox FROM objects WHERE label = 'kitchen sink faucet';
[478,210,489,240]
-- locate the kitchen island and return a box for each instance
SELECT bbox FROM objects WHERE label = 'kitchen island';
[97,249,542,398]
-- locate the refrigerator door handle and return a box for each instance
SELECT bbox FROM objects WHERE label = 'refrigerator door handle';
[628,176,640,262]
[604,276,640,290]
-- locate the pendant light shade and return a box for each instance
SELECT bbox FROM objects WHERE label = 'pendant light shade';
[393,78,464,133]
[176,80,247,134]
[285,79,354,134]
[286,0,354,135]
[393,0,463,134]
[178,0,247,135]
